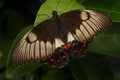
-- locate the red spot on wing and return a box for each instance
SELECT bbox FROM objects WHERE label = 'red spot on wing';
[63,46,68,50]
[80,49,83,52]
[62,43,72,51]
[83,43,87,47]
[49,58,54,62]
[57,60,61,63]
[62,56,66,59]
[67,43,71,49]
[73,50,78,53]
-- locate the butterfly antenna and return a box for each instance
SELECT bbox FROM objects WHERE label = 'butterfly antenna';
[55,0,61,11]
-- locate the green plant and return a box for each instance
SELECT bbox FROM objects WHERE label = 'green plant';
[0,0,120,80]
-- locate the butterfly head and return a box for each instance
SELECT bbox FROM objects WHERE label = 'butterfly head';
[52,11,58,17]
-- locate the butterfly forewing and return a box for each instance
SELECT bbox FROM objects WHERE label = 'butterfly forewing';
[12,20,65,65]
[60,10,111,43]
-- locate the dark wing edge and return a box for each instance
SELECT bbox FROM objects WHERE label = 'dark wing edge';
[60,9,111,43]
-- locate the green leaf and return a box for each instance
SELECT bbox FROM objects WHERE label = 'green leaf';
[69,59,87,80]
[6,25,41,78]
[25,65,71,80]
[69,54,114,80]
[34,0,85,26]
[7,0,117,79]
[82,0,120,22]
[41,69,70,80]
[77,0,85,4]
[6,62,40,79]
[88,23,120,57]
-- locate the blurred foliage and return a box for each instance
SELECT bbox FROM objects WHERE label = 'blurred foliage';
[0,0,119,80]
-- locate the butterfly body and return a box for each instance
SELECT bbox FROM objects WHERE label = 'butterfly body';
[12,9,111,68]
[52,11,68,43]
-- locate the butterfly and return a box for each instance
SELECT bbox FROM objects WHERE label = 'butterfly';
[11,9,111,68]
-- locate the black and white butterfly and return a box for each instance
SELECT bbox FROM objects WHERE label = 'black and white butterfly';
[12,9,111,68]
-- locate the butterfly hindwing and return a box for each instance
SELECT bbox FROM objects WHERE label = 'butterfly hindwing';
[46,48,69,68]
